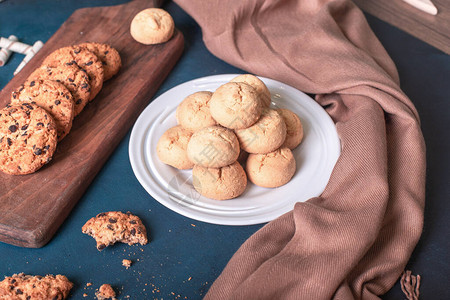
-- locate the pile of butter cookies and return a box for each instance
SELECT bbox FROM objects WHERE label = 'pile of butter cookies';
[157,74,304,200]
[0,43,121,175]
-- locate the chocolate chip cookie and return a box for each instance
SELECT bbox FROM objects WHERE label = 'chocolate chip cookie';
[0,103,57,175]
[28,64,91,116]
[82,211,148,251]
[11,79,75,141]
[43,45,104,101]
[0,273,73,299]
[78,42,121,80]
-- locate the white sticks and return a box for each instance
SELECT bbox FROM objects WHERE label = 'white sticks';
[0,35,18,66]
[0,36,44,75]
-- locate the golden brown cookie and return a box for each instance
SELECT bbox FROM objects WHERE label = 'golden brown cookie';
[187,126,240,168]
[78,42,121,81]
[246,147,296,188]
[277,108,303,149]
[156,125,194,170]
[209,82,262,130]
[28,64,91,116]
[193,161,247,200]
[230,74,271,108]
[176,91,217,131]
[130,8,175,45]
[96,284,116,300]
[82,211,148,251]
[235,108,286,154]
[0,103,57,175]
[0,273,73,299]
[43,45,104,101]
[11,79,75,141]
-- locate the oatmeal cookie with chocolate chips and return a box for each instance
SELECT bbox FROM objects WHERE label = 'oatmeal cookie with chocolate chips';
[0,103,57,175]
[78,43,121,80]
[43,45,104,101]
[28,64,91,116]
[11,79,75,141]
[82,211,148,251]
[0,273,73,299]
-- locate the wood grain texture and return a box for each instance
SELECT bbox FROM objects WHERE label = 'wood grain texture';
[0,0,183,248]
[353,0,450,54]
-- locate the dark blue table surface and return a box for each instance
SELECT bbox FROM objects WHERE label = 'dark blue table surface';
[0,1,448,299]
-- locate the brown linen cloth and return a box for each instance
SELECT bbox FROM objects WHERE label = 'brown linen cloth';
[173,0,426,298]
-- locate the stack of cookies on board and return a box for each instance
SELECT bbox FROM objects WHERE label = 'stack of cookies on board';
[0,43,121,175]
[157,74,304,200]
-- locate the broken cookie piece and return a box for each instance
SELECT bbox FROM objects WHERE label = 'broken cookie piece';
[95,284,116,300]
[82,211,148,250]
[122,259,132,269]
[0,273,73,299]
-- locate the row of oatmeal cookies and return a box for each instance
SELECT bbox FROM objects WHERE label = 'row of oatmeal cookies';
[157,74,304,200]
[0,43,121,175]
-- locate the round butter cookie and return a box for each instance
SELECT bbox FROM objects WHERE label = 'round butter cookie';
[235,108,286,154]
[78,42,121,80]
[209,82,262,130]
[43,45,104,101]
[246,147,296,188]
[176,91,217,131]
[0,103,57,175]
[187,126,239,168]
[130,8,175,45]
[28,64,91,116]
[277,108,303,149]
[157,125,194,170]
[230,74,271,108]
[193,161,247,200]
[11,79,75,141]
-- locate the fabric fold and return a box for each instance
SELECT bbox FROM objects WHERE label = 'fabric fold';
[173,0,426,298]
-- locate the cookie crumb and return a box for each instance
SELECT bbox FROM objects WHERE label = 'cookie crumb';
[122,259,132,269]
[83,293,88,297]
[87,282,93,287]
[96,284,116,300]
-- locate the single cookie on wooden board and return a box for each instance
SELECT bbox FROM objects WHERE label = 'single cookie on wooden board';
[28,64,91,116]
[209,82,262,130]
[187,126,240,168]
[96,284,116,300]
[11,79,75,141]
[176,91,217,131]
[235,108,286,154]
[193,161,247,200]
[277,108,303,149]
[0,273,73,299]
[82,211,148,251]
[43,45,104,101]
[246,147,296,188]
[78,42,121,81]
[230,74,272,108]
[0,103,57,175]
[156,125,194,170]
[130,8,175,45]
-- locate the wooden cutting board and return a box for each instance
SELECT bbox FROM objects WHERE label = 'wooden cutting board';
[0,0,184,248]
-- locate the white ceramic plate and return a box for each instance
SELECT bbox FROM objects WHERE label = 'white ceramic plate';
[129,74,340,225]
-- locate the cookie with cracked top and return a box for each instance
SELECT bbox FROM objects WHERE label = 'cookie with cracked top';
[11,79,75,141]
[0,103,57,175]
[43,45,104,101]
[28,64,91,116]
[0,273,73,299]
[82,211,148,251]
[78,42,121,81]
